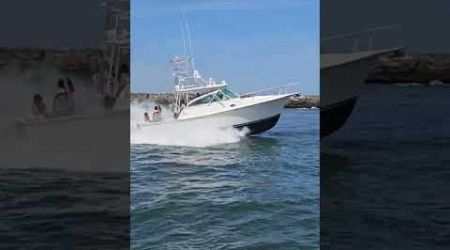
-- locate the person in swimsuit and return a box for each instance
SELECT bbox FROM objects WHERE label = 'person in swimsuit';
[152,106,162,122]
[31,94,47,118]
[144,112,151,122]
[66,77,75,113]
[52,78,70,116]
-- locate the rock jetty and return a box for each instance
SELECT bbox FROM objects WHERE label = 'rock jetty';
[131,93,320,109]
[284,95,319,108]
[366,53,450,84]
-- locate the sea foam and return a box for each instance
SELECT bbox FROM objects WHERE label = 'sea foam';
[130,102,247,147]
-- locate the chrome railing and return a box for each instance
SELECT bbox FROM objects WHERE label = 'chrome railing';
[239,83,301,98]
[321,24,403,53]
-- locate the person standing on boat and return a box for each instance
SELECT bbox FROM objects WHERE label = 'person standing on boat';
[66,77,75,114]
[180,99,186,111]
[52,79,70,117]
[152,106,162,122]
[31,94,47,118]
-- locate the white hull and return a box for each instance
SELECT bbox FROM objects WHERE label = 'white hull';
[321,48,404,107]
[321,48,404,136]
[138,95,290,134]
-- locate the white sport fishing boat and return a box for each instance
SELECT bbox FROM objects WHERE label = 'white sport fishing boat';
[138,55,296,135]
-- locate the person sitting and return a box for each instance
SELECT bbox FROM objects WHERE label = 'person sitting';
[152,106,162,122]
[144,112,151,122]
[31,94,47,118]
[52,78,70,116]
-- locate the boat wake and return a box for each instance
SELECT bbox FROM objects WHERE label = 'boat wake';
[130,102,248,147]
[0,66,129,173]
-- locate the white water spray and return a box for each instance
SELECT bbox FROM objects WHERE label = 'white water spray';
[0,63,129,173]
[130,102,248,147]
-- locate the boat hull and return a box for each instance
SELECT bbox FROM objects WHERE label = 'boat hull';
[138,95,290,135]
[320,95,357,137]
[234,114,281,135]
[320,48,404,137]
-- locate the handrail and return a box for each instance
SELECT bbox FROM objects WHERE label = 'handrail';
[239,83,300,98]
[321,24,402,42]
[321,24,403,52]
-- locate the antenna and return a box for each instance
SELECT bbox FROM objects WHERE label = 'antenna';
[182,13,196,73]
[180,12,187,55]
[180,18,187,56]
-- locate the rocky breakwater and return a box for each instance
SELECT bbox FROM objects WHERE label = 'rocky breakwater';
[367,53,450,84]
[284,94,319,108]
[131,93,175,105]
[131,93,320,109]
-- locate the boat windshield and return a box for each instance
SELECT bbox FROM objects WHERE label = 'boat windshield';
[189,93,215,106]
[188,88,237,107]
[221,88,237,99]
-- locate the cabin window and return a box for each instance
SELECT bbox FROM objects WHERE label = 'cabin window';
[188,88,237,107]
[222,88,237,98]
[189,94,215,106]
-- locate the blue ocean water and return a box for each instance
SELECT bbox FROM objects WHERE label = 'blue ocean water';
[321,84,450,249]
[0,63,130,249]
[131,109,319,249]
[0,169,129,249]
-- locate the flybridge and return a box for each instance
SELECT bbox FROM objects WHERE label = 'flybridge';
[170,16,231,114]
[171,55,227,93]
[170,54,228,114]
[170,16,228,94]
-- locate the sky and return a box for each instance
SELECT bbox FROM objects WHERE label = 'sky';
[0,1,448,53]
[321,0,450,53]
[1,0,446,93]
[0,0,105,49]
[131,0,320,95]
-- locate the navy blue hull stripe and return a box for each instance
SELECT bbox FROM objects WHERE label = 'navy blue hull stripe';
[233,114,281,135]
